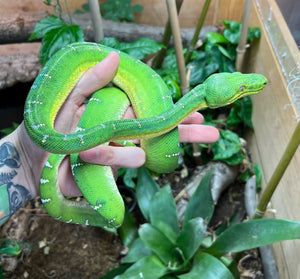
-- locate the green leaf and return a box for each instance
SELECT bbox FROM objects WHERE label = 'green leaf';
[136,167,159,221]
[222,21,241,44]
[118,208,138,247]
[99,264,132,279]
[206,32,230,44]
[100,0,143,22]
[118,38,164,60]
[248,27,261,40]
[178,251,234,279]
[212,130,242,161]
[115,255,167,279]
[139,224,182,266]
[29,16,65,41]
[39,24,84,66]
[149,185,180,243]
[227,97,253,129]
[183,170,214,226]
[176,217,206,261]
[123,168,138,188]
[100,37,120,49]
[101,37,163,60]
[123,238,153,263]
[223,151,244,166]
[206,219,300,257]
[0,239,21,255]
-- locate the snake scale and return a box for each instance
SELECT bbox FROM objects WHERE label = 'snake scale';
[24,42,267,229]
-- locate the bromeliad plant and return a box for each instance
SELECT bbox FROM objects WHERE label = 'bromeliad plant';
[101,168,300,278]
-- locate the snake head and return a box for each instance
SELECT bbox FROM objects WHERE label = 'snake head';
[204,72,267,108]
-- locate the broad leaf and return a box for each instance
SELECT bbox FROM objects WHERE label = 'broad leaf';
[123,238,153,264]
[149,185,180,243]
[40,24,84,66]
[183,170,214,226]
[115,255,167,279]
[136,167,159,221]
[29,16,65,40]
[99,264,132,279]
[101,37,163,60]
[227,97,253,129]
[118,208,138,247]
[176,217,206,261]
[139,224,182,266]
[212,130,242,162]
[178,251,234,279]
[206,219,300,257]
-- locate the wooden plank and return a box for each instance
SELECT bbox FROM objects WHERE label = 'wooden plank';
[245,1,300,278]
[0,0,245,28]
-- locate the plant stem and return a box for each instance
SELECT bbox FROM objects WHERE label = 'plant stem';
[152,0,184,69]
[64,0,73,25]
[235,0,253,71]
[253,120,300,219]
[185,0,211,64]
[88,0,104,42]
[166,0,189,95]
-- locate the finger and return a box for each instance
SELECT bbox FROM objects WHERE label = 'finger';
[180,112,204,125]
[58,156,83,197]
[68,51,120,105]
[79,145,146,169]
[178,124,219,143]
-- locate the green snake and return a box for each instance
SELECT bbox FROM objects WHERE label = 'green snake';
[23,42,267,229]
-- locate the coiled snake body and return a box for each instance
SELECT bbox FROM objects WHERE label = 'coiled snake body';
[24,42,267,229]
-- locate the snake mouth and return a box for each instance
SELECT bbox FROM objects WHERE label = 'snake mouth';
[229,82,267,104]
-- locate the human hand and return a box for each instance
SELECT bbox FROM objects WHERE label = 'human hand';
[17,52,219,198]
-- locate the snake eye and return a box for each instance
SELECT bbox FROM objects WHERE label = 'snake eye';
[239,86,245,92]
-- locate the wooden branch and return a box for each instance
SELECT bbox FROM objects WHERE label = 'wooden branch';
[0,12,216,45]
[0,43,41,89]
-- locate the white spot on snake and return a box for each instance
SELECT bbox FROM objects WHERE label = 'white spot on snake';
[24,109,31,114]
[78,135,84,144]
[85,219,89,226]
[139,273,144,278]
[41,198,51,203]
[44,74,52,79]
[71,163,83,174]
[31,124,45,130]
[108,218,116,224]
[44,161,52,168]
[68,45,76,51]
[40,178,50,184]
[100,124,106,128]
[165,152,180,158]
[75,127,85,132]
[31,100,43,105]
[162,95,171,100]
[66,219,73,223]
[92,204,103,211]
[55,216,62,220]
[89,97,101,102]
[42,135,49,144]
[63,134,68,140]
[31,84,37,89]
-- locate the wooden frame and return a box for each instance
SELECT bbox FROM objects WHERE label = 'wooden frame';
[245,1,300,278]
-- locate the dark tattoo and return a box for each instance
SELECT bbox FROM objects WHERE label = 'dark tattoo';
[0,142,31,225]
